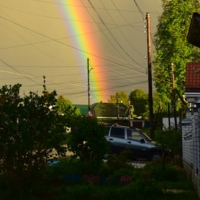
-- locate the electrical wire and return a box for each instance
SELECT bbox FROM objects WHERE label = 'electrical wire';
[133,0,144,20]
[0,15,146,74]
[99,0,145,68]
[88,0,144,69]
[0,1,154,102]
[0,3,145,26]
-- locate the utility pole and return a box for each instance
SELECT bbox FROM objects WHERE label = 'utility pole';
[170,62,177,130]
[146,12,154,139]
[168,103,171,129]
[87,58,93,112]
[116,93,119,123]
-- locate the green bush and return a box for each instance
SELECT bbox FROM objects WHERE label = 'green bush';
[112,168,135,179]
[150,164,178,181]
[154,128,182,156]
[106,149,134,174]
[57,180,163,200]
[67,116,110,174]
[130,179,164,199]
[0,84,69,193]
[45,158,82,183]
[143,159,181,182]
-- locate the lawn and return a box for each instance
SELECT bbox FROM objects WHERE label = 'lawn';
[0,155,199,200]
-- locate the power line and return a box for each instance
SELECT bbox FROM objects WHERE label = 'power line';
[0,4,147,26]
[88,0,144,69]
[99,0,145,68]
[133,0,144,20]
[0,15,144,72]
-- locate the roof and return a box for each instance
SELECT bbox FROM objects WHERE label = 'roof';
[73,104,88,115]
[90,102,128,118]
[185,62,200,92]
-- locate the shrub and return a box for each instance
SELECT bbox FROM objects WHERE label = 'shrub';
[0,84,69,193]
[67,116,110,174]
[154,128,182,156]
[106,149,134,174]
[130,179,163,199]
[45,158,82,184]
[144,160,179,182]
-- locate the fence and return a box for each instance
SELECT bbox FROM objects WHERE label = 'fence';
[182,107,200,197]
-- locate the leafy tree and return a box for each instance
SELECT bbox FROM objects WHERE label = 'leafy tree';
[67,116,109,174]
[153,0,200,105]
[0,84,68,193]
[108,91,129,106]
[56,95,81,116]
[129,89,148,117]
[154,128,182,157]
[143,91,169,121]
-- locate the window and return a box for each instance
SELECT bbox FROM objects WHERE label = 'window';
[127,129,142,141]
[110,127,125,139]
[106,126,110,136]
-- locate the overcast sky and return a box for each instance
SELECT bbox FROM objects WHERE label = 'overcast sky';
[0,0,162,104]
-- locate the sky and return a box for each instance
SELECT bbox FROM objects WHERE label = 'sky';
[0,0,162,104]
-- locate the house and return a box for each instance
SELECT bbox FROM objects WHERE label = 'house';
[182,62,200,197]
[73,104,88,116]
[89,102,129,123]
[74,102,129,120]
[74,102,146,128]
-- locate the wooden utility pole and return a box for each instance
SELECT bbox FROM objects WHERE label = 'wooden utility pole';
[146,12,154,139]
[87,58,93,112]
[170,62,177,130]
[116,93,119,123]
[168,103,171,129]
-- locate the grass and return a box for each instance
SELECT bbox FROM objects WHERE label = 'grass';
[34,158,200,199]
[0,156,200,200]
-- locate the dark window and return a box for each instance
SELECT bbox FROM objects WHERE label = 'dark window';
[106,126,110,136]
[110,127,125,139]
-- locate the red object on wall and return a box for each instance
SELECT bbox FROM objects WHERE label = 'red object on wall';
[185,62,200,92]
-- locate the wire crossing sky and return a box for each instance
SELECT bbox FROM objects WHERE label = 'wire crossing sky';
[0,0,162,104]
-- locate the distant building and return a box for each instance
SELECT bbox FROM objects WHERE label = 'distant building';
[89,102,129,122]
[73,104,88,116]
[74,102,145,128]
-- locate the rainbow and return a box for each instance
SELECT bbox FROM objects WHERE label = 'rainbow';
[56,0,109,103]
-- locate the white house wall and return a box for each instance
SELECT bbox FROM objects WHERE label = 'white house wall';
[182,108,200,196]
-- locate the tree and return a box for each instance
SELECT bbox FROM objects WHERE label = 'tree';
[153,0,200,105]
[129,89,148,117]
[67,115,109,174]
[108,91,129,106]
[0,84,69,193]
[56,95,81,116]
[143,91,169,126]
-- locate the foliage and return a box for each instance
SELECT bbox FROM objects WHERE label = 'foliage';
[144,162,178,182]
[45,158,82,183]
[130,179,163,200]
[56,95,81,116]
[154,128,182,156]
[111,168,136,182]
[58,180,163,200]
[153,0,200,106]
[106,149,134,174]
[67,116,109,174]
[129,89,148,117]
[0,155,198,199]
[108,91,129,106]
[0,84,68,193]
